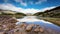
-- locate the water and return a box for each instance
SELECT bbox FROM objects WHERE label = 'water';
[16,16,60,32]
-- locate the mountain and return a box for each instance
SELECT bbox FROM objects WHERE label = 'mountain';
[0,9,26,18]
[34,6,60,18]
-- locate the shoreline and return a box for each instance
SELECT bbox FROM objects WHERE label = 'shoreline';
[38,17,60,26]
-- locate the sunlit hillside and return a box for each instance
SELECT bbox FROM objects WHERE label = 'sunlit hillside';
[0,9,26,18]
[34,6,60,18]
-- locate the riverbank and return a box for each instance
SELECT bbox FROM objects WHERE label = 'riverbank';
[38,17,60,26]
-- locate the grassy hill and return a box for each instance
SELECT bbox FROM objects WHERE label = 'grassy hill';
[0,9,26,18]
[34,6,60,18]
[34,6,60,26]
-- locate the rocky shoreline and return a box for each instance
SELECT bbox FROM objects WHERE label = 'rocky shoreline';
[0,15,60,34]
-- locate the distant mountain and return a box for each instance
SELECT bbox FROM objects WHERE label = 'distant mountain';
[0,9,16,14]
[0,9,26,18]
[34,6,60,18]
[0,9,26,15]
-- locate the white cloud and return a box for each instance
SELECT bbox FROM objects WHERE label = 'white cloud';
[15,0,47,6]
[0,3,41,14]
[40,6,56,11]
[15,0,27,6]
[20,2,27,6]
[22,8,41,14]
[35,0,47,4]
[0,3,56,14]
[0,3,23,12]
[29,1,33,5]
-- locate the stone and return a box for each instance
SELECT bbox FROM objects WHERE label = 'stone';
[34,26,40,32]
[20,23,27,28]
[39,27,44,33]
[26,24,34,32]
[0,32,4,34]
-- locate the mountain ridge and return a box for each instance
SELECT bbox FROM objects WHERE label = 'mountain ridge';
[34,6,60,18]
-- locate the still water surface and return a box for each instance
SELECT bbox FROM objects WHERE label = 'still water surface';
[16,16,60,32]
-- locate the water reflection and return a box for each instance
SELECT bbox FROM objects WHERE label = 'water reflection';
[16,16,60,32]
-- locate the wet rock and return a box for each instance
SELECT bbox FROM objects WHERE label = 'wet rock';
[0,32,4,34]
[39,27,44,33]
[0,15,17,24]
[0,25,3,30]
[11,28,27,34]
[34,26,40,32]
[20,23,27,28]
[0,15,17,32]
[3,23,16,31]
[26,24,35,32]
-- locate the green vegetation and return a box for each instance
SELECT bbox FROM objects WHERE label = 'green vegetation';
[34,6,60,26]
[34,6,60,18]
[38,17,60,26]
[0,10,26,18]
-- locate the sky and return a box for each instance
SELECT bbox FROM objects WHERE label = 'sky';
[0,0,60,14]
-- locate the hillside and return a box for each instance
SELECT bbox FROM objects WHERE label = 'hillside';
[0,9,26,18]
[34,6,60,18]
[34,6,60,26]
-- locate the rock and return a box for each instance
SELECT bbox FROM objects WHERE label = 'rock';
[0,32,4,34]
[3,23,16,31]
[0,15,17,31]
[39,27,44,33]
[4,28,9,31]
[20,23,27,28]
[34,26,40,32]
[12,28,27,34]
[0,15,17,24]
[26,24,34,32]
[0,25,3,30]
[14,31,26,34]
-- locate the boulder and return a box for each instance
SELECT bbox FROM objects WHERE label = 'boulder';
[26,24,34,32]
[0,15,17,31]
[34,26,40,32]
[0,32,4,34]
[39,27,44,33]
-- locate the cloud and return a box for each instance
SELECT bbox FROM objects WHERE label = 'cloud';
[0,3,22,12]
[4,0,8,3]
[15,0,27,6]
[20,2,27,6]
[22,8,41,14]
[0,3,56,14]
[0,3,41,14]
[35,0,47,4]
[14,0,47,6]
[29,1,33,5]
[40,6,56,11]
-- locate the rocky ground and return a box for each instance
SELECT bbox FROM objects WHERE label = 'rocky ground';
[0,15,60,34]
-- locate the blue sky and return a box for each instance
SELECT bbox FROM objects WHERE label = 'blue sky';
[0,0,60,14]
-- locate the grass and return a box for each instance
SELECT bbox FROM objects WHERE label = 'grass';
[38,17,60,26]
[0,14,25,19]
